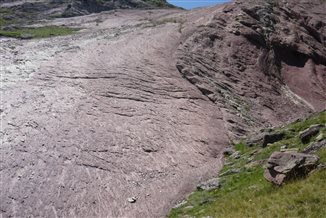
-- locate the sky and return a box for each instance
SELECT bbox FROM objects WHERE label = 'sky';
[167,0,230,9]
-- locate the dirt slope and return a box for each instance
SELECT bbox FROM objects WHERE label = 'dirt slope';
[0,0,325,217]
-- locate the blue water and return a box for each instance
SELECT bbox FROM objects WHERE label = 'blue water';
[167,0,230,9]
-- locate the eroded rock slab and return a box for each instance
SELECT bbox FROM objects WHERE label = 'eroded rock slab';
[264,151,319,185]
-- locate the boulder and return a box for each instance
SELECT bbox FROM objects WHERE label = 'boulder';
[197,178,220,191]
[261,132,285,147]
[303,139,326,154]
[299,124,324,143]
[264,151,319,185]
[246,131,285,147]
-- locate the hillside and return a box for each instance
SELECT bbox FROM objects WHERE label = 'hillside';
[0,0,174,24]
[0,0,325,217]
[176,0,326,139]
[170,110,326,217]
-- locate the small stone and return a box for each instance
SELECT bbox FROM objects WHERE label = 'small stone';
[173,200,187,209]
[230,151,240,159]
[223,147,235,156]
[280,148,299,152]
[219,168,241,177]
[20,34,33,40]
[127,197,136,203]
[142,146,158,153]
[280,145,287,150]
[197,178,220,191]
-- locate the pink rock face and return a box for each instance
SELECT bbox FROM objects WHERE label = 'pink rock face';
[0,0,325,217]
[264,152,319,185]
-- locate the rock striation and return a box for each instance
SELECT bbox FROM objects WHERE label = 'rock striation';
[0,0,325,217]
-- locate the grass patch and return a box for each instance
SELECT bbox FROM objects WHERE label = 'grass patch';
[169,111,326,218]
[0,25,78,39]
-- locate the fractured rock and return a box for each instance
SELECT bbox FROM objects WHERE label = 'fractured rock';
[303,139,326,154]
[261,132,285,147]
[264,151,319,185]
[299,124,324,143]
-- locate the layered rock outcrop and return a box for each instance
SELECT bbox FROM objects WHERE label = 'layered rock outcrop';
[176,0,326,138]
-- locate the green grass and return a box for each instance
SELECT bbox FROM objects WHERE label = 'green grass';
[169,111,326,218]
[0,26,78,39]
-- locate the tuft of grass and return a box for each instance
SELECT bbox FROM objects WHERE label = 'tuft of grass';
[317,147,326,163]
[169,110,326,218]
[0,26,78,39]
[286,111,326,133]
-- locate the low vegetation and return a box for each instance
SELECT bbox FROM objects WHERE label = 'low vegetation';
[0,6,78,39]
[0,26,78,39]
[169,111,326,218]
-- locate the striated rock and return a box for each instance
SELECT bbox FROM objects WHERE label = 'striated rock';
[299,124,324,143]
[176,0,326,139]
[0,8,231,218]
[303,139,326,154]
[0,0,325,217]
[264,151,319,185]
